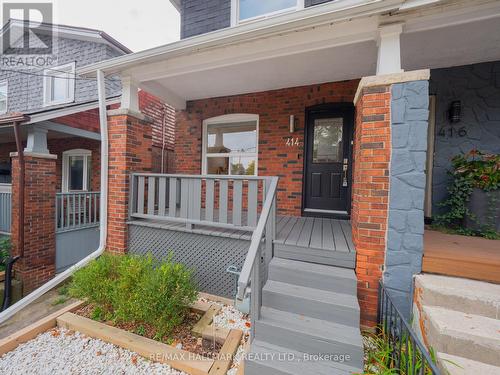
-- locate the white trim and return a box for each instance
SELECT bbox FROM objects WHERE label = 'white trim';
[24,97,120,125]
[43,62,76,107]
[202,114,259,176]
[424,95,436,218]
[78,0,405,76]
[62,149,92,192]
[303,208,349,215]
[0,80,7,115]
[231,0,305,26]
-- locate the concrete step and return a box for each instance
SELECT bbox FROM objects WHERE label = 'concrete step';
[245,340,362,375]
[423,306,500,366]
[415,274,500,319]
[268,257,357,295]
[254,307,364,367]
[262,280,359,327]
[437,352,500,375]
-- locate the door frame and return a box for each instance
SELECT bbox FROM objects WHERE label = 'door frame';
[301,103,354,219]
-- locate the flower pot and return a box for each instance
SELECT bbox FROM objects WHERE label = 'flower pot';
[465,188,500,232]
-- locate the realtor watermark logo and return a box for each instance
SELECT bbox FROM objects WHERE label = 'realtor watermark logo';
[1,2,58,67]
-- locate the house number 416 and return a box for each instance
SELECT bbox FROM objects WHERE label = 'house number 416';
[285,137,300,146]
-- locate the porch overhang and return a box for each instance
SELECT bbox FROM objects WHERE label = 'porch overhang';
[79,0,500,110]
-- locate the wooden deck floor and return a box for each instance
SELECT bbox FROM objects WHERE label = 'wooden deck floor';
[423,230,500,284]
[274,216,355,269]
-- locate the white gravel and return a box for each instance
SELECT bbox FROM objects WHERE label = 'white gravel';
[0,328,187,375]
[0,299,251,375]
[212,302,251,375]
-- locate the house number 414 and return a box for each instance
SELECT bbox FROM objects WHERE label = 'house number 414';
[285,137,300,146]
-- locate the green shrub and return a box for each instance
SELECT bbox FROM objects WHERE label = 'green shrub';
[0,237,11,272]
[68,253,198,336]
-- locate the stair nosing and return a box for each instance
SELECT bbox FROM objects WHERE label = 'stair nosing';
[263,280,359,308]
[258,307,362,346]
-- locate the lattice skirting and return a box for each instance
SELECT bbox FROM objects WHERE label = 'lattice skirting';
[128,224,250,298]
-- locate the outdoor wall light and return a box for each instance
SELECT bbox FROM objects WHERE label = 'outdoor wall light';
[449,100,461,123]
[289,115,297,133]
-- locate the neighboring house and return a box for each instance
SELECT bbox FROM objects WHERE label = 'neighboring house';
[0,20,175,286]
[5,1,500,374]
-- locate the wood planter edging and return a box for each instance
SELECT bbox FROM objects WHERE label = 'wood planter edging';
[56,312,242,375]
[0,300,84,355]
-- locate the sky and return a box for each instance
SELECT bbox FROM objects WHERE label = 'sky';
[1,0,181,52]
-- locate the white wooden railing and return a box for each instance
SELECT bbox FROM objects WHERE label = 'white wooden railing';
[0,184,11,234]
[56,192,100,232]
[129,173,275,231]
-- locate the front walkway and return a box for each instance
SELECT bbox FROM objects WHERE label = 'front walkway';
[423,230,500,284]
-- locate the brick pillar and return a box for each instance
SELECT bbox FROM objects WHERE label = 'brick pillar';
[352,85,392,328]
[106,109,152,254]
[11,152,57,294]
[352,70,430,327]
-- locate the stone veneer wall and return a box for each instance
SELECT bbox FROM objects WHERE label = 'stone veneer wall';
[430,61,500,215]
[385,81,429,316]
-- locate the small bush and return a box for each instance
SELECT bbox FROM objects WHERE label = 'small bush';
[0,237,11,272]
[69,253,198,336]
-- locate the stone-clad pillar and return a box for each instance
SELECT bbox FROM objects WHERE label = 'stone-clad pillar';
[385,79,429,316]
[106,109,152,254]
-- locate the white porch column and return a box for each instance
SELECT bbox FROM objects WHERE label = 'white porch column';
[376,23,404,75]
[120,75,140,112]
[24,126,49,154]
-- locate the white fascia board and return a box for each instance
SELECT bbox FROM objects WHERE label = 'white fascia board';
[25,97,121,125]
[131,17,379,82]
[78,0,404,77]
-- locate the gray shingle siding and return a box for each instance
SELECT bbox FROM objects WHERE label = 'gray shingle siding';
[179,0,334,39]
[305,0,333,6]
[181,0,231,39]
[0,34,125,113]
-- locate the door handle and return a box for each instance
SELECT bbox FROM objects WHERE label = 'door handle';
[342,159,349,187]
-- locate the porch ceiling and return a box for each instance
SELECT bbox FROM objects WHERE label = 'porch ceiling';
[79,0,500,109]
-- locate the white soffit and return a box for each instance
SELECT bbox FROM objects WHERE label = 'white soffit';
[401,15,500,71]
[154,40,377,101]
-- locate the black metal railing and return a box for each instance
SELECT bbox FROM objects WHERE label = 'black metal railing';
[377,281,441,375]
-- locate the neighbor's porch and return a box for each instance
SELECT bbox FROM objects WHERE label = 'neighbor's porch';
[422,230,500,284]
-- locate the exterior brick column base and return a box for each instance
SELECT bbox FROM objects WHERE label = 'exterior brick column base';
[11,152,57,294]
[106,109,153,254]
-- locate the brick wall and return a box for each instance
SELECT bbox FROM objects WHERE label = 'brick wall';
[106,112,152,254]
[175,80,359,216]
[11,154,57,293]
[351,85,391,327]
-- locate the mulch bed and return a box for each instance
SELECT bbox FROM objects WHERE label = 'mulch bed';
[74,303,222,359]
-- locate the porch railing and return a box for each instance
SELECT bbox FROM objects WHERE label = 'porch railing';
[237,176,278,338]
[129,173,279,337]
[0,184,11,234]
[129,173,275,232]
[56,192,100,232]
[378,281,441,374]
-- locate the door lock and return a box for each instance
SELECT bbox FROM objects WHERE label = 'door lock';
[342,159,349,187]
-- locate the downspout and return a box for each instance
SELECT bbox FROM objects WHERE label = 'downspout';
[0,69,109,322]
[12,121,25,258]
[160,104,166,173]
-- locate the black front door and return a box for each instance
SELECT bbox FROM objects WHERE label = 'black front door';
[303,104,353,217]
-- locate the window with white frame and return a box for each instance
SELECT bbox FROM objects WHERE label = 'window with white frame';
[203,114,258,176]
[0,81,7,114]
[233,0,303,24]
[62,149,91,192]
[43,62,76,106]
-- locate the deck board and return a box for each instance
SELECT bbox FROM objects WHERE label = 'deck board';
[276,216,353,253]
